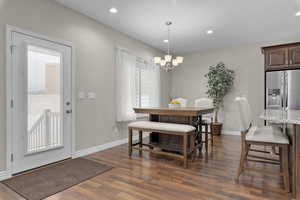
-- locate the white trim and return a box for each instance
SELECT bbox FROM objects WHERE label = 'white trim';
[6,24,13,178]
[5,25,76,176]
[71,46,76,158]
[0,170,11,181]
[72,134,149,159]
[6,25,73,48]
[222,130,240,136]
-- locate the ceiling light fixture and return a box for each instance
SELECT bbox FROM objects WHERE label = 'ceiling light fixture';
[109,7,118,14]
[296,11,300,16]
[163,39,169,43]
[206,30,214,34]
[154,21,184,72]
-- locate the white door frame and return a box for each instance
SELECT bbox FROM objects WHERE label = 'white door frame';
[6,25,76,177]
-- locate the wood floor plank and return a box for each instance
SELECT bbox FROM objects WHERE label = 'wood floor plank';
[0,135,292,200]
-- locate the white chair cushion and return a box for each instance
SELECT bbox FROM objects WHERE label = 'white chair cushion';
[194,98,213,107]
[128,121,196,133]
[246,126,289,144]
[235,97,253,132]
[195,98,214,122]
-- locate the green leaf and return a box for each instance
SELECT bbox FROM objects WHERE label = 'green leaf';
[204,62,235,110]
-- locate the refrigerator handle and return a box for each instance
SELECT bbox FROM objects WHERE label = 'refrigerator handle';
[285,71,288,110]
[281,93,284,108]
[281,71,285,110]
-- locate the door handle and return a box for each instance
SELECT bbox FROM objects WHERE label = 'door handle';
[66,110,72,114]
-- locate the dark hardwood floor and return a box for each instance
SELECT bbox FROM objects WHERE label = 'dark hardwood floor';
[0,135,292,200]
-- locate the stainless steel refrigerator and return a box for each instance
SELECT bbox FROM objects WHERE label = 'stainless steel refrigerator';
[265,70,300,110]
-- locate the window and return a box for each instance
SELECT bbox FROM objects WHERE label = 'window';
[28,45,61,94]
[115,47,160,122]
[135,58,160,108]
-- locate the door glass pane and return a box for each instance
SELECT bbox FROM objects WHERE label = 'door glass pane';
[27,45,62,154]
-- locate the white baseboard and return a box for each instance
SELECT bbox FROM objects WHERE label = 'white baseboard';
[222,130,240,136]
[0,170,11,181]
[72,134,149,159]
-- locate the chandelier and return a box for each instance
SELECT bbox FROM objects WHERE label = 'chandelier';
[154,21,184,71]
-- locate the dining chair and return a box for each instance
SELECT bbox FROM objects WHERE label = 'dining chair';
[235,97,290,192]
[173,98,188,107]
[195,98,214,153]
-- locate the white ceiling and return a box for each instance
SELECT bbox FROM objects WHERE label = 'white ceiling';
[56,0,300,54]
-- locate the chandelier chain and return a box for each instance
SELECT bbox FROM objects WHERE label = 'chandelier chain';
[167,22,170,55]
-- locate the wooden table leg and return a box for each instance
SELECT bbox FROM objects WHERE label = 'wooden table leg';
[210,120,214,150]
[205,124,208,154]
[198,115,203,152]
[282,144,290,192]
[128,128,133,157]
[139,130,143,156]
[183,134,188,168]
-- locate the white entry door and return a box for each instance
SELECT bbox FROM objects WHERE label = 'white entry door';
[11,31,72,174]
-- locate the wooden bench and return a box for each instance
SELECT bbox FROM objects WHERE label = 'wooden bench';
[128,121,197,168]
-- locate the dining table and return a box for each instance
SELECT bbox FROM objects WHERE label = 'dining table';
[260,109,300,199]
[133,106,214,153]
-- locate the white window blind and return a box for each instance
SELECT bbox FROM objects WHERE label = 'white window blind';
[115,47,160,122]
[135,59,160,108]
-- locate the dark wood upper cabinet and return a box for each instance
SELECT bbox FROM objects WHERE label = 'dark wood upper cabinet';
[262,42,300,71]
[289,46,300,67]
[265,48,288,70]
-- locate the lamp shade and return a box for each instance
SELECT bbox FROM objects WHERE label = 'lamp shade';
[165,55,172,62]
[176,56,184,64]
[160,59,167,66]
[172,59,178,66]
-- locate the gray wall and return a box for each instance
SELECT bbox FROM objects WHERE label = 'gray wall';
[0,0,170,171]
[171,41,299,133]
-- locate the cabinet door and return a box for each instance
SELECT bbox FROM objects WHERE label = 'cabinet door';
[265,48,288,71]
[289,46,300,69]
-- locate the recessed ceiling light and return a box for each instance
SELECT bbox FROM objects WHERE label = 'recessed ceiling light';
[163,39,169,43]
[109,7,118,14]
[206,30,214,34]
[296,11,300,16]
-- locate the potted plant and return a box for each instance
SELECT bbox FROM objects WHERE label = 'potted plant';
[205,62,235,135]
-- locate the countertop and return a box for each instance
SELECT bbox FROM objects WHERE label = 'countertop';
[260,109,300,125]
